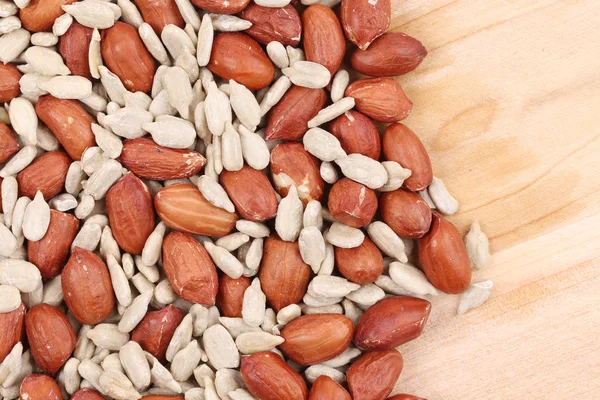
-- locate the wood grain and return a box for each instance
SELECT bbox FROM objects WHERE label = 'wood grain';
[388,1,600,398]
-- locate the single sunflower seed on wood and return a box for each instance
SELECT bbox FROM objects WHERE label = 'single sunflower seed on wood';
[458,280,494,315]
[465,220,491,270]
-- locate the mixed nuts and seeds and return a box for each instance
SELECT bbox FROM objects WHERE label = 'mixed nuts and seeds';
[0,0,494,398]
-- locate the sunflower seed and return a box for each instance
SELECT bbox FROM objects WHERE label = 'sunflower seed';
[0,28,30,63]
[303,127,346,161]
[64,162,84,196]
[282,61,331,89]
[464,220,490,270]
[106,253,132,307]
[175,46,199,82]
[229,80,260,131]
[308,97,354,128]
[170,340,202,381]
[379,161,411,192]
[119,341,151,391]
[8,98,37,146]
[40,275,63,307]
[1,177,17,229]
[0,145,37,178]
[193,364,214,388]
[62,1,117,29]
[196,14,214,67]
[305,364,345,384]
[388,261,438,297]
[258,75,291,116]
[117,0,143,27]
[154,279,177,305]
[99,369,141,400]
[146,353,181,393]
[204,242,244,279]
[458,280,494,315]
[52,12,73,35]
[418,188,436,209]
[335,154,388,189]
[238,125,270,170]
[203,324,240,370]
[205,82,232,136]
[319,161,339,184]
[210,14,251,31]
[162,24,195,59]
[299,226,326,273]
[374,275,413,297]
[97,66,126,105]
[244,238,263,272]
[330,69,349,102]
[228,388,255,400]
[221,122,244,172]
[235,220,269,238]
[143,115,196,149]
[0,285,20,312]
[275,185,303,242]
[87,324,130,351]
[345,284,385,308]
[77,359,103,391]
[308,275,360,299]
[138,23,171,66]
[303,292,342,307]
[162,66,194,119]
[325,222,364,248]
[0,342,22,386]
[323,345,361,368]
[214,369,243,400]
[318,243,335,276]
[0,16,21,35]
[24,45,70,75]
[103,107,153,139]
[84,159,123,200]
[9,197,29,239]
[242,278,266,328]
[301,303,343,314]
[88,28,102,79]
[0,0,17,16]
[266,41,288,69]
[429,176,459,215]
[276,304,301,326]
[367,221,407,262]
[166,314,193,362]
[0,258,41,293]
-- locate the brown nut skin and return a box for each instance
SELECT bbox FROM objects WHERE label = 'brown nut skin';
[259,235,311,312]
[345,78,412,123]
[28,210,80,279]
[354,296,431,350]
[351,33,427,77]
[0,64,22,103]
[70,389,106,400]
[335,237,383,284]
[119,137,206,181]
[131,305,184,362]
[328,178,378,228]
[19,374,63,400]
[265,86,327,141]
[240,3,302,46]
[61,247,115,325]
[387,395,427,400]
[279,314,354,365]
[379,189,432,239]
[329,110,381,160]
[309,375,352,400]
[216,275,251,318]
[101,22,156,93]
[0,122,20,164]
[302,5,346,76]
[418,213,472,294]
[26,304,77,375]
[208,33,274,91]
[220,165,278,222]
[241,352,309,400]
[340,0,390,50]
[270,142,324,205]
[20,0,76,32]
[134,0,185,34]
[106,172,155,255]
[35,95,96,161]
[17,150,71,200]
[347,349,404,400]
[155,183,238,236]
[382,123,433,192]
[162,232,219,306]
[0,302,25,363]
[190,0,249,14]
[58,22,93,79]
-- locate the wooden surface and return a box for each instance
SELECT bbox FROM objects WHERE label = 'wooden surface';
[388,1,600,398]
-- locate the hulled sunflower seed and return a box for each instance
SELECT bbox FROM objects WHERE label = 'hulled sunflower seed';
[244,238,263,271]
[266,41,289,69]
[104,107,153,139]
[0,28,30,63]
[367,221,408,262]
[320,161,339,184]
[197,175,235,213]
[162,66,194,119]
[98,66,127,105]
[8,97,37,146]
[307,97,355,128]
[30,31,57,47]
[62,1,118,29]
[102,353,124,374]
[203,324,240,369]
[303,127,346,161]
[318,243,335,276]
[330,69,349,102]
[304,364,345,384]
[196,14,214,67]
[345,284,385,307]
[235,220,269,238]
[282,61,331,89]
[458,280,494,315]
[215,368,243,400]
[1,177,17,229]
[303,199,323,230]
[52,12,73,35]
[143,115,196,149]
[138,23,171,66]
[205,82,232,136]
[146,353,181,393]
[238,125,270,170]
[99,370,141,400]
[0,259,41,293]
[84,159,123,200]
[193,364,214,388]
[117,0,143,27]
[301,303,343,314]
[171,340,202,381]
[335,154,388,189]
[154,279,177,305]
[161,24,195,59]
[41,275,63,307]
[276,304,301,325]
[0,16,21,35]
[275,185,303,242]
[429,176,459,215]
[325,222,364,248]
[0,342,23,386]
[259,75,291,116]
[379,161,412,192]
[166,314,193,362]
[204,242,244,279]
[389,261,438,297]
[91,123,123,159]
[229,80,260,131]
[87,324,130,351]
[0,145,37,177]
[465,220,490,270]
[374,275,413,297]
[107,254,132,307]
[19,73,50,98]
[303,292,342,307]
[242,278,266,328]
[35,124,60,151]
[0,284,20,312]
[308,275,360,298]
[215,232,250,252]
[77,359,103,391]
[299,226,326,273]
[65,161,84,196]
[38,75,92,100]
[210,13,252,31]
[140,222,166,266]
[24,45,70,75]
[221,122,244,172]
[176,46,199,82]
[228,388,256,400]
[120,341,151,391]
[10,196,30,239]
[419,188,436,209]
[323,345,361,368]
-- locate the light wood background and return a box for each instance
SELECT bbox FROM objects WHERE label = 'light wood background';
[388,1,600,398]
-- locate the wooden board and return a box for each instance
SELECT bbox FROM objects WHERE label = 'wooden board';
[387,1,600,398]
